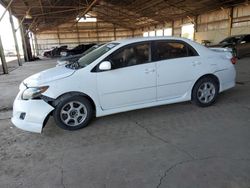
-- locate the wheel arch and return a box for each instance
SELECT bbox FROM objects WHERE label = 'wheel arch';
[191,74,220,100]
[52,91,97,115]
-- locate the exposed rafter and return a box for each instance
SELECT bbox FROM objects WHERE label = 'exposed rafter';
[73,0,99,26]
[0,0,247,32]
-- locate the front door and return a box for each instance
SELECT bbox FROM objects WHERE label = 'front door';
[96,42,157,110]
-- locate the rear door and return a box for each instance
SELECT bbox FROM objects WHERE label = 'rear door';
[153,40,201,101]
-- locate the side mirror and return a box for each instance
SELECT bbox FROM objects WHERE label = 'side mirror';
[99,61,111,71]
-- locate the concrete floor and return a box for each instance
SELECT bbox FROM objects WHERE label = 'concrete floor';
[0,57,250,188]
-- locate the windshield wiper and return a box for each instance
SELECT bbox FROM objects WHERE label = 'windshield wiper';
[66,60,83,70]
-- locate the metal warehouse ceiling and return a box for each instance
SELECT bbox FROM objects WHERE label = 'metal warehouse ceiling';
[0,0,247,32]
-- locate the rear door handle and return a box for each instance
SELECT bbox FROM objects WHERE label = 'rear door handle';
[144,68,156,74]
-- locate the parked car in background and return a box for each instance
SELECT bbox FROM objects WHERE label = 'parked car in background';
[12,37,236,133]
[60,43,96,57]
[210,34,250,58]
[43,45,68,57]
[57,44,103,66]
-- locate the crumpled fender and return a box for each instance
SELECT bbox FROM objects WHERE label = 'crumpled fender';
[11,99,54,133]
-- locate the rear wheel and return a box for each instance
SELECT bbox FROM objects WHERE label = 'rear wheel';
[53,95,93,130]
[192,77,219,107]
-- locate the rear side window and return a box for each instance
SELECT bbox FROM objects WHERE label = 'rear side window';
[152,41,198,61]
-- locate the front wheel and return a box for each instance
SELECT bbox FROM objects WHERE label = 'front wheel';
[53,95,93,130]
[192,77,219,107]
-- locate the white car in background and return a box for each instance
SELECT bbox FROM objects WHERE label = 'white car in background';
[11,37,236,133]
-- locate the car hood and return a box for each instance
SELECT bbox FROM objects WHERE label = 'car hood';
[23,66,75,87]
[59,54,83,62]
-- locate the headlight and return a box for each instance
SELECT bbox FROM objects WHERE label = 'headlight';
[60,52,67,56]
[22,86,49,100]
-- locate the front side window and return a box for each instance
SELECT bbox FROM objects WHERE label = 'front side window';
[153,41,197,61]
[107,43,150,69]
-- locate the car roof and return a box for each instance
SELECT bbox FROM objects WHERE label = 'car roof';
[114,36,193,44]
[112,36,211,55]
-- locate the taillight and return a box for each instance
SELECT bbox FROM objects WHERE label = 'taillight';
[231,57,237,64]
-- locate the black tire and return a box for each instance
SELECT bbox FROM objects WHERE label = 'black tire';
[53,94,93,130]
[192,77,219,107]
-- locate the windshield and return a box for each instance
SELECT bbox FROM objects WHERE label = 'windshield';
[81,44,103,56]
[78,43,119,67]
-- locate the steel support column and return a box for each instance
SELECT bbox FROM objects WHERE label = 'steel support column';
[19,20,29,61]
[76,23,80,45]
[228,7,233,36]
[9,9,22,66]
[171,21,174,36]
[0,35,8,74]
[30,33,35,57]
[113,24,116,40]
[57,27,61,45]
[193,16,198,41]
[96,22,99,43]
[34,34,39,56]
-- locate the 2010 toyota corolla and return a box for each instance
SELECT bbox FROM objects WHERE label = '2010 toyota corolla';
[11,37,236,133]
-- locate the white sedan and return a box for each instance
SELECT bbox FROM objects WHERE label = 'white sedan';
[11,37,236,133]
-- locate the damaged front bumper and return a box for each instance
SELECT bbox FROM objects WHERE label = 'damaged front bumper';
[11,98,54,133]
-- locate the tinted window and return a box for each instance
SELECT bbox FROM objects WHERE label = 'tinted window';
[153,41,197,61]
[220,36,243,44]
[242,35,250,43]
[107,43,150,69]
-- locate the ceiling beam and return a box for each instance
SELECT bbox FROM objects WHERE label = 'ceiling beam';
[38,0,45,23]
[16,7,86,17]
[73,0,99,26]
[92,9,135,30]
[12,5,87,9]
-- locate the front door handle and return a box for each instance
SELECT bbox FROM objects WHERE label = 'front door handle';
[192,61,201,66]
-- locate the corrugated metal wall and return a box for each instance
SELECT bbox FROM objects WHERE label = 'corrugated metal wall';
[35,21,141,55]
[195,5,250,43]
